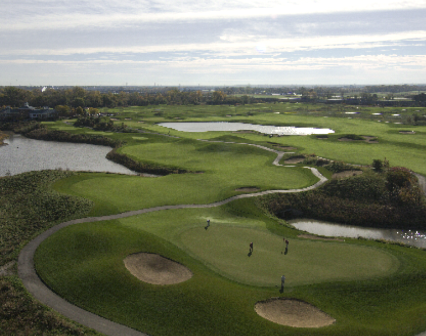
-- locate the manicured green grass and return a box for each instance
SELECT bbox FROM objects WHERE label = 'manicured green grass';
[180,226,398,286]
[35,202,426,336]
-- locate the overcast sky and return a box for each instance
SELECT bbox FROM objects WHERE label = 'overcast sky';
[2,0,426,86]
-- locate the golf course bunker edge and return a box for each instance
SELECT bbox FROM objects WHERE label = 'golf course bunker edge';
[255,298,336,328]
[124,253,192,285]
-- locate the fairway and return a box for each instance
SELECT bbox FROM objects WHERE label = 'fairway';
[179,226,399,286]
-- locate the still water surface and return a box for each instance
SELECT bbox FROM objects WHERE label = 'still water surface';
[159,122,334,135]
[290,219,426,249]
[0,134,136,176]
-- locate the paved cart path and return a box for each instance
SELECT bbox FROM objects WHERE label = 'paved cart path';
[17,134,426,336]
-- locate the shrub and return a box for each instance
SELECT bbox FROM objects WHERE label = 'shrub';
[372,159,383,171]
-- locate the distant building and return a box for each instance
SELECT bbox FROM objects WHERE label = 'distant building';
[0,102,58,120]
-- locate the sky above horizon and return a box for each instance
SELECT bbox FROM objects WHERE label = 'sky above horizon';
[2,0,426,86]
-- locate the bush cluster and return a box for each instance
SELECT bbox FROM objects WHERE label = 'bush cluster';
[0,171,96,335]
[263,169,426,229]
[25,127,122,148]
[106,150,188,176]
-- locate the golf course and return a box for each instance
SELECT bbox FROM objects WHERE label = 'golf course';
[14,103,426,335]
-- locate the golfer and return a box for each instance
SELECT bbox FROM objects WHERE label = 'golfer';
[281,275,285,291]
[207,219,210,227]
[249,242,253,252]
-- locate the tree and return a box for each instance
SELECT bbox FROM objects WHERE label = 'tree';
[74,106,84,116]
[55,105,71,116]
[71,97,85,108]
[0,87,29,107]
[212,90,227,104]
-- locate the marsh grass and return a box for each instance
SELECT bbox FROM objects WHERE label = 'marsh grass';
[0,171,99,335]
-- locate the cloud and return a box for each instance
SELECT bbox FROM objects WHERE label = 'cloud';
[2,0,426,30]
[2,30,426,57]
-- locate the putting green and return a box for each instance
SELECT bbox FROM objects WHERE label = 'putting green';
[179,226,399,286]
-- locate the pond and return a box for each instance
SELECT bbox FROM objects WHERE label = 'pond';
[290,219,426,249]
[158,122,334,135]
[0,134,137,177]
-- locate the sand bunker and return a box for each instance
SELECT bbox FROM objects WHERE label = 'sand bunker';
[235,187,260,192]
[124,253,192,285]
[255,298,335,328]
[399,131,416,134]
[332,170,363,179]
[284,156,305,164]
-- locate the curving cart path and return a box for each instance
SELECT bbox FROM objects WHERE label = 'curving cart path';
[17,134,426,336]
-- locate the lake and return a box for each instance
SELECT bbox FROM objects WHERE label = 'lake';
[158,122,334,135]
[0,134,137,177]
[290,219,426,249]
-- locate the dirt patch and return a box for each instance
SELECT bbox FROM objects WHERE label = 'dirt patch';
[298,234,344,242]
[235,187,260,192]
[399,131,416,134]
[284,156,305,164]
[332,170,363,179]
[0,261,16,277]
[255,298,335,328]
[124,253,192,285]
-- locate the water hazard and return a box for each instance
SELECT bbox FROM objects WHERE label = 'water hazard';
[0,134,137,176]
[290,219,426,249]
[158,122,334,135]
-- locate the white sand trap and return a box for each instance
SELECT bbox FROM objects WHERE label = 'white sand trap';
[124,253,192,285]
[255,298,335,328]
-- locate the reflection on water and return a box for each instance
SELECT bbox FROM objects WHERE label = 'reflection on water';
[0,134,137,176]
[158,122,334,135]
[290,219,426,249]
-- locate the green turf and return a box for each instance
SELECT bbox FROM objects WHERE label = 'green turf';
[53,138,317,216]
[179,226,398,286]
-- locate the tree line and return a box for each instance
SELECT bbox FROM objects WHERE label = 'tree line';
[0,86,267,110]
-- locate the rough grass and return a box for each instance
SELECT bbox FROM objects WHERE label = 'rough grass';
[0,171,99,336]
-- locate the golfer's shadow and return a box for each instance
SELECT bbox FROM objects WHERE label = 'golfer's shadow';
[282,247,289,255]
[205,226,209,230]
[248,250,253,257]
